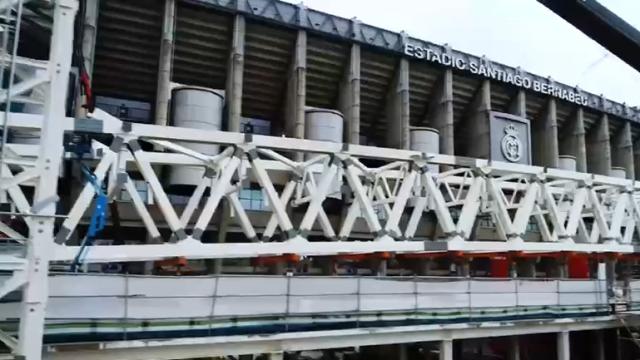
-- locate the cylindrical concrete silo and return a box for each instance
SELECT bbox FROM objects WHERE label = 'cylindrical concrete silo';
[304,108,344,200]
[167,86,224,193]
[611,166,626,179]
[558,155,577,172]
[410,127,439,173]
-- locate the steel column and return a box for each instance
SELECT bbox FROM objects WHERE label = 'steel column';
[16,1,77,358]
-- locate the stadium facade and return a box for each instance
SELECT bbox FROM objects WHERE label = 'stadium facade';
[4,0,640,359]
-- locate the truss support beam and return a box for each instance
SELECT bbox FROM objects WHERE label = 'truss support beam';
[425,69,454,156]
[385,47,410,149]
[339,40,361,144]
[154,0,176,127]
[465,79,491,159]
[226,14,245,133]
[533,98,559,168]
[285,28,307,140]
[587,114,612,176]
[612,121,634,179]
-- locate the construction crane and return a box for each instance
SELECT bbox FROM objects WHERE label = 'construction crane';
[538,0,640,73]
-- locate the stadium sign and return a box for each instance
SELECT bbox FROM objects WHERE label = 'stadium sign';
[403,43,588,106]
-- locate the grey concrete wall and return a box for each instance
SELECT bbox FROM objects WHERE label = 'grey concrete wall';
[225,15,245,133]
[339,44,361,144]
[586,114,612,176]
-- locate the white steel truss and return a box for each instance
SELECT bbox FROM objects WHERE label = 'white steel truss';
[0,1,639,356]
[3,108,640,266]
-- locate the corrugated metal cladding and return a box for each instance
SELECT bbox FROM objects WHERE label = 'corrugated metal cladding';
[88,0,637,146]
[92,0,163,102]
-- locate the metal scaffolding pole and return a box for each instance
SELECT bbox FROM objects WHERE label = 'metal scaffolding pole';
[15,1,78,358]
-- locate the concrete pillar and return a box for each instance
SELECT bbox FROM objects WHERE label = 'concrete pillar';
[557,331,570,360]
[385,57,410,149]
[533,98,559,167]
[587,114,612,176]
[508,336,520,360]
[508,89,526,118]
[561,108,587,172]
[339,43,361,144]
[593,330,606,360]
[440,340,453,360]
[399,343,408,360]
[466,80,491,159]
[285,29,307,140]
[225,15,245,133]
[612,121,634,179]
[154,0,176,126]
[425,69,454,156]
[268,352,284,360]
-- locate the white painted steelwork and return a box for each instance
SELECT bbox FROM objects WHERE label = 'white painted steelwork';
[2,108,640,263]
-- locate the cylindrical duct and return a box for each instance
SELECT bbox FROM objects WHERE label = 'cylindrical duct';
[558,155,577,172]
[410,127,439,173]
[304,108,343,143]
[167,86,224,193]
[304,108,344,200]
[611,166,626,179]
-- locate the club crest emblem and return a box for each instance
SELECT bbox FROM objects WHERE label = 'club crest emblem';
[501,124,522,162]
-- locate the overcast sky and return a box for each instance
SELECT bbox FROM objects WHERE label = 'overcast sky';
[282,0,640,106]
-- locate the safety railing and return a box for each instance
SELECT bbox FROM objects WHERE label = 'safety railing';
[0,273,610,343]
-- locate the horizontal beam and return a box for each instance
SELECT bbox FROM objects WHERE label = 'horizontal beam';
[51,238,639,263]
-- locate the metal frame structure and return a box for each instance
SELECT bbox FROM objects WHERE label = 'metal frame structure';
[1,0,640,359]
[4,108,640,262]
[0,0,77,358]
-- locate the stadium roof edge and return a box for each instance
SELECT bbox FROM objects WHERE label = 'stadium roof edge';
[188,0,640,123]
